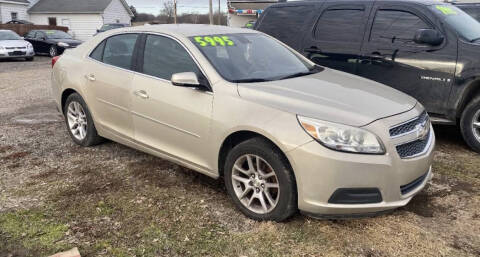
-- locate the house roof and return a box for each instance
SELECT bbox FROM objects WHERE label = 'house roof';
[28,0,134,16]
[0,0,30,4]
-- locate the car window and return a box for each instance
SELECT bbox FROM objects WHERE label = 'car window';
[314,8,365,42]
[142,35,201,80]
[459,6,480,21]
[35,32,45,39]
[370,10,431,45]
[25,31,35,38]
[90,40,106,62]
[256,5,315,49]
[103,34,139,70]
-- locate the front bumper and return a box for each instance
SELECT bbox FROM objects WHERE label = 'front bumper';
[287,104,435,217]
[0,49,35,58]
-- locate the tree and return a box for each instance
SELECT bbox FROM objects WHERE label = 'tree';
[130,5,138,21]
[161,0,175,24]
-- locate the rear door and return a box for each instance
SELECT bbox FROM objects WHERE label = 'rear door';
[357,4,456,114]
[301,2,372,74]
[84,33,140,139]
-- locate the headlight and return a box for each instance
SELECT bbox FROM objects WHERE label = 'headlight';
[0,46,4,51]
[298,116,385,154]
[27,44,33,49]
[57,42,69,47]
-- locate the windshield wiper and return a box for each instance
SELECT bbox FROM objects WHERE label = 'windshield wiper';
[231,78,273,83]
[471,37,480,42]
[277,67,321,80]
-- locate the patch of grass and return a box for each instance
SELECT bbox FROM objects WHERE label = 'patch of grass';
[0,210,69,256]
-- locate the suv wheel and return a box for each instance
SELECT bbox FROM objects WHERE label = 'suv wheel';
[64,93,103,147]
[460,96,480,152]
[224,137,297,221]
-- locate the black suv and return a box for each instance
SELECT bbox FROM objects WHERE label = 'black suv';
[255,0,480,152]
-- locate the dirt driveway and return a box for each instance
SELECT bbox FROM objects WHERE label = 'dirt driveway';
[0,57,479,257]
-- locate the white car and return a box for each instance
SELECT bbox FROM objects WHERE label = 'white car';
[0,30,35,61]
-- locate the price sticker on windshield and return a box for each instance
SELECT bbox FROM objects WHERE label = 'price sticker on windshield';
[194,36,235,47]
[436,6,457,15]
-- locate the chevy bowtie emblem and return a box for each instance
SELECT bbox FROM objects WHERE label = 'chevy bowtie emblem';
[416,119,430,140]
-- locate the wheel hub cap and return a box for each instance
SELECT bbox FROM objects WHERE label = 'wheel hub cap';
[231,154,280,214]
[66,101,88,141]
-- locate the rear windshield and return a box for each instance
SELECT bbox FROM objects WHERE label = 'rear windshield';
[430,5,480,42]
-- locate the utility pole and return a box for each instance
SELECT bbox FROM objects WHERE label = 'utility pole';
[209,0,213,25]
[218,0,221,25]
[174,0,177,24]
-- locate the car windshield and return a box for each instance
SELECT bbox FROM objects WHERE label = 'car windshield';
[100,24,126,31]
[430,5,480,42]
[44,30,72,39]
[457,5,480,22]
[189,33,319,83]
[0,30,22,40]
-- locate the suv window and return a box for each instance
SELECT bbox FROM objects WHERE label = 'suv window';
[90,40,106,61]
[370,10,431,45]
[142,35,201,80]
[25,31,35,38]
[35,32,45,39]
[103,34,138,70]
[257,5,315,49]
[314,8,365,42]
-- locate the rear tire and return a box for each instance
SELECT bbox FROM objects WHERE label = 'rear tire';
[63,93,104,147]
[460,96,480,153]
[224,137,297,221]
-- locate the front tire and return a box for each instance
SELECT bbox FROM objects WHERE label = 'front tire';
[49,45,58,57]
[460,96,480,153]
[64,93,104,147]
[224,137,297,221]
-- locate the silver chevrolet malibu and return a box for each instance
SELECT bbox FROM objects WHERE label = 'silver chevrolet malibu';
[51,25,434,221]
[0,30,35,61]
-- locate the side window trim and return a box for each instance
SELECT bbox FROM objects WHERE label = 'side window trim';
[86,32,140,72]
[137,32,212,91]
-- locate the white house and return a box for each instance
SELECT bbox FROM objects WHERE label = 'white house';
[28,0,133,40]
[0,0,30,23]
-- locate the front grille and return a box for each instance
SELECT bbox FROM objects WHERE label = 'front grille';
[390,111,428,137]
[400,172,428,195]
[6,47,26,50]
[396,131,431,158]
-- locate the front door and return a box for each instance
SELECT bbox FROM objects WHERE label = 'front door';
[84,33,140,139]
[131,34,213,169]
[357,5,456,114]
[302,2,372,74]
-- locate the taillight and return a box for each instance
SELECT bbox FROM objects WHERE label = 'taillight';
[52,56,60,68]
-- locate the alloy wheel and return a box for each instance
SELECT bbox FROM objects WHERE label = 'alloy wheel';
[473,108,480,142]
[50,46,57,57]
[231,154,280,214]
[66,101,88,141]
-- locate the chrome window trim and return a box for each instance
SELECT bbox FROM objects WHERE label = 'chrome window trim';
[85,31,214,93]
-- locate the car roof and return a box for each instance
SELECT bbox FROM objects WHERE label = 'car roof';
[117,24,259,37]
[271,0,445,6]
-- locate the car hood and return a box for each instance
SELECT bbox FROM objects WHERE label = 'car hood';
[0,40,30,47]
[237,68,417,127]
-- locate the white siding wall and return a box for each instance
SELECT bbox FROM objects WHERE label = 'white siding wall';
[29,14,103,41]
[102,0,131,25]
[0,3,29,23]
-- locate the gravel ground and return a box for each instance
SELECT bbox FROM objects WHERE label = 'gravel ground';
[0,57,479,257]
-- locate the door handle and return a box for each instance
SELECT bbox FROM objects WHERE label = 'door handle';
[134,90,149,99]
[85,74,96,81]
[304,47,322,53]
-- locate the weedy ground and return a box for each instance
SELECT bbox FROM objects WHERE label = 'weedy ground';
[0,57,479,257]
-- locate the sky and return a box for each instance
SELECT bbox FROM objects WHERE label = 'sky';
[126,0,228,15]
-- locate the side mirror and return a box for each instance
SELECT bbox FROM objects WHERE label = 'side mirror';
[171,72,208,90]
[414,29,444,46]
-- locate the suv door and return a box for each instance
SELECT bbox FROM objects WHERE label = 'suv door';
[84,33,140,139]
[302,2,372,74]
[34,31,47,53]
[357,4,456,114]
[131,34,213,170]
